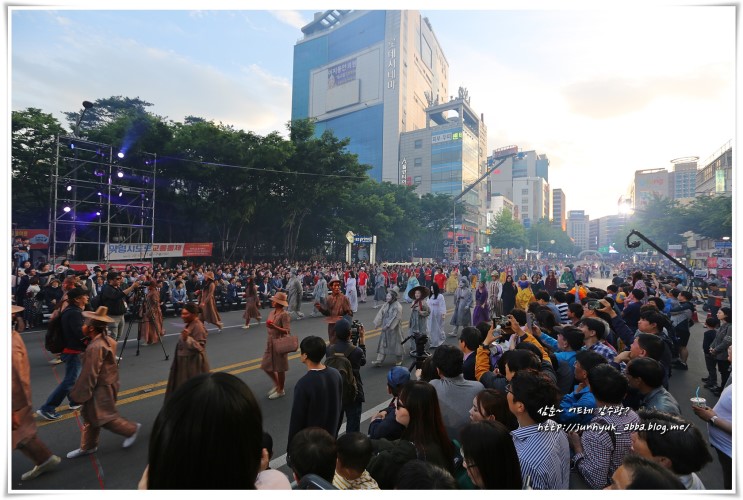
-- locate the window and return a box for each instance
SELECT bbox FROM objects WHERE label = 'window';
[414,158,422,167]
[414,176,422,185]
[522,189,529,195]
[414,139,422,149]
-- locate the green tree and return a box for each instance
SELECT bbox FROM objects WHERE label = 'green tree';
[683,195,732,240]
[630,194,687,247]
[12,108,67,227]
[63,96,155,134]
[489,208,527,250]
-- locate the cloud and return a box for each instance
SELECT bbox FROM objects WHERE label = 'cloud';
[269,10,309,30]
[562,66,730,120]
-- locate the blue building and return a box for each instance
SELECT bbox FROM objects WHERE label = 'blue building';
[292,10,449,183]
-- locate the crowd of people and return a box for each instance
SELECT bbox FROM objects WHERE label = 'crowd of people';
[10,254,733,490]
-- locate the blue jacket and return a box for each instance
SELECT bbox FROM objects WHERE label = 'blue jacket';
[557,385,596,425]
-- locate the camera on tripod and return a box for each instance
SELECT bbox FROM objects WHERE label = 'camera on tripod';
[350,319,363,346]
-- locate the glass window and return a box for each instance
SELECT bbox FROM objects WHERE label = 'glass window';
[414,176,422,185]
[414,158,422,167]
[414,139,422,149]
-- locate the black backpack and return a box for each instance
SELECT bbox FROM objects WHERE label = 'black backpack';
[325,345,358,407]
[45,309,66,354]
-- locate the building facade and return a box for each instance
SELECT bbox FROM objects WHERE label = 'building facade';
[670,159,698,201]
[696,140,732,196]
[567,210,590,252]
[399,90,488,261]
[552,188,566,231]
[292,10,449,183]
[631,168,670,210]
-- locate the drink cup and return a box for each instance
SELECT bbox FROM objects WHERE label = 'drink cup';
[690,397,707,408]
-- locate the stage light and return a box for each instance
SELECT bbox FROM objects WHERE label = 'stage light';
[97,191,102,196]
[94,168,105,177]
[117,152,125,159]
[143,176,150,183]
[70,143,75,150]
[118,189,123,197]
[63,206,71,213]
[95,209,102,216]
[117,169,124,178]
[66,184,72,192]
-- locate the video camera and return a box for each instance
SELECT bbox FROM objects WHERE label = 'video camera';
[350,319,363,346]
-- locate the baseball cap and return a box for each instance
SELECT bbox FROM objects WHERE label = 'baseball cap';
[387,366,410,388]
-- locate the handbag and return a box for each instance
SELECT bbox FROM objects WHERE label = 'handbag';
[273,334,299,355]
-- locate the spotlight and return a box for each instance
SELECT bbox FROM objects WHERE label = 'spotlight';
[143,176,150,183]
[117,152,125,159]
[97,191,102,196]
[63,206,71,213]
[95,209,102,216]
[118,189,123,197]
[117,170,124,178]
[94,168,105,177]
[69,143,75,150]
[66,184,72,192]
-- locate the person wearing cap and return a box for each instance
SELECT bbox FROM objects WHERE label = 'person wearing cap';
[66,307,141,459]
[99,271,141,341]
[12,305,62,480]
[261,291,292,400]
[314,278,353,344]
[165,303,211,400]
[367,366,410,441]
[37,286,89,421]
[326,319,366,432]
[198,271,224,332]
[371,290,404,367]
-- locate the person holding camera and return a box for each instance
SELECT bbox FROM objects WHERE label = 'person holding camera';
[99,271,141,341]
[326,319,366,433]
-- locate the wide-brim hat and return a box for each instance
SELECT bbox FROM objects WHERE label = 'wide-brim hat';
[328,278,342,287]
[83,306,114,323]
[408,285,429,300]
[270,291,289,307]
[12,305,24,314]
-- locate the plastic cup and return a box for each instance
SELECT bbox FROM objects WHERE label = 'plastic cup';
[690,397,707,408]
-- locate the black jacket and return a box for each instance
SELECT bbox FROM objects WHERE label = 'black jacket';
[60,305,88,352]
[100,283,128,315]
[326,340,366,402]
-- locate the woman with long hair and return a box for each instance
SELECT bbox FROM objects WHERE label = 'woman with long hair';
[427,283,447,348]
[501,275,518,314]
[459,420,522,489]
[544,269,558,295]
[472,280,489,327]
[260,292,291,400]
[165,303,210,400]
[368,380,456,489]
[468,388,518,431]
[242,277,262,329]
[445,267,459,294]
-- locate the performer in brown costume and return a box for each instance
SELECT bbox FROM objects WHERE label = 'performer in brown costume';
[165,302,211,400]
[314,278,353,344]
[198,271,223,332]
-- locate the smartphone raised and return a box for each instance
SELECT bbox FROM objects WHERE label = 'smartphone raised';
[526,312,534,330]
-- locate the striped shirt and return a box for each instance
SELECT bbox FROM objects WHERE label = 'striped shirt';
[511,419,570,489]
[556,303,569,323]
[332,470,380,490]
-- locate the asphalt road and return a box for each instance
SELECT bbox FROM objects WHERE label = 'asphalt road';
[11,278,727,490]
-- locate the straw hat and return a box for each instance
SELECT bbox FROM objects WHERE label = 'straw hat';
[12,305,24,314]
[328,278,342,287]
[82,306,115,323]
[270,291,289,307]
[408,285,429,300]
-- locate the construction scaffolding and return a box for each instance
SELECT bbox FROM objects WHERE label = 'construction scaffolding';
[50,135,156,265]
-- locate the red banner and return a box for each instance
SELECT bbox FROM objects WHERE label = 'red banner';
[183,243,213,257]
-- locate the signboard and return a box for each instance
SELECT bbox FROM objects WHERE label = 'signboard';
[667,244,682,250]
[104,242,213,260]
[13,229,50,249]
[691,250,711,259]
[327,58,357,88]
[707,257,718,269]
[353,236,373,244]
[715,169,726,193]
[693,269,709,279]
[492,145,519,159]
[431,130,462,144]
[717,257,732,269]
[714,241,732,249]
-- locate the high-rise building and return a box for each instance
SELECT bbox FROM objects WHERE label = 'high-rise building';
[696,140,732,196]
[552,189,566,231]
[631,168,670,210]
[512,177,550,227]
[399,89,488,259]
[588,215,628,253]
[292,10,449,183]
[669,158,698,201]
[567,210,589,252]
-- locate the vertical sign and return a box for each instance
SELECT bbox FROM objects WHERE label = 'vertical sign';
[399,158,407,185]
[715,169,725,193]
[387,38,396,89]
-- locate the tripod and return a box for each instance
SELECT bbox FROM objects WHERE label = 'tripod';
[401,333,430,373]
[117,290,169,365]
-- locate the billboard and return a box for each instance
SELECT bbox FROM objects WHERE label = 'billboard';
[327,58,357,88]
[104,242,213,260]
[13,229,49,249]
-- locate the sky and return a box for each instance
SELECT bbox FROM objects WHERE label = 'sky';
[6,1,737,221]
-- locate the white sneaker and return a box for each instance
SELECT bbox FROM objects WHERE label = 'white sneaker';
[67,447,97,459]
[21,455,61,480]
[122,423,141,448]
[268,390,285,400]
[267,386,278,397]
[241,325,250,329]
[48,358,63,365]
